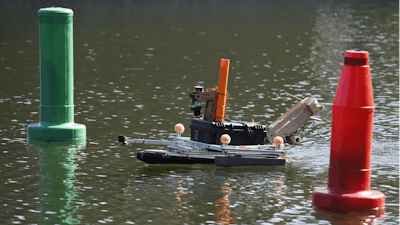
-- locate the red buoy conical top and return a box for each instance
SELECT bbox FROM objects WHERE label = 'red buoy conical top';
[312,50,385,212]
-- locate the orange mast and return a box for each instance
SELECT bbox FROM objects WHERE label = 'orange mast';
[215,59,230,122]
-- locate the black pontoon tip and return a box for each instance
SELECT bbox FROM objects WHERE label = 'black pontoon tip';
[118,135,126,144]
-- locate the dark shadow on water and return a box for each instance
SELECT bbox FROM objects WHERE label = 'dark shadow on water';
[136,162,290,176]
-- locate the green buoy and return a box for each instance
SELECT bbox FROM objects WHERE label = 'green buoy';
[27,7,86,142]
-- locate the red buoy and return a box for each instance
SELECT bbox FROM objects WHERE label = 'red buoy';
[312,50,385,212]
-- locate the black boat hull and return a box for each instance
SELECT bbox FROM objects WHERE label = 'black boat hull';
[215,155,286,167]
[137,150,215,164]
[136,149,286,166]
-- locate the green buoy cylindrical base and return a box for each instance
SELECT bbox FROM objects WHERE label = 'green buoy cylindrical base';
[28,123,86,142]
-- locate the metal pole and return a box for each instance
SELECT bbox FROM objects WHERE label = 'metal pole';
[215,59,230,122]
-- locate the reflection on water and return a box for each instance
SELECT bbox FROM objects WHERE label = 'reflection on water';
[214,183,236,224]
[27,140,86,224]
[314,207,385,225]
[0,0,398,224]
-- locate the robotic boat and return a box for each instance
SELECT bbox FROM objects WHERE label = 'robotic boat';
[118,59,325,167]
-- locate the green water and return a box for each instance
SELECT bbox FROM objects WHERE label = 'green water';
[0,0,398,224]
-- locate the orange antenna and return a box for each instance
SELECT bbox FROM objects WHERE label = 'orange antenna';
[215,59,230,122]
